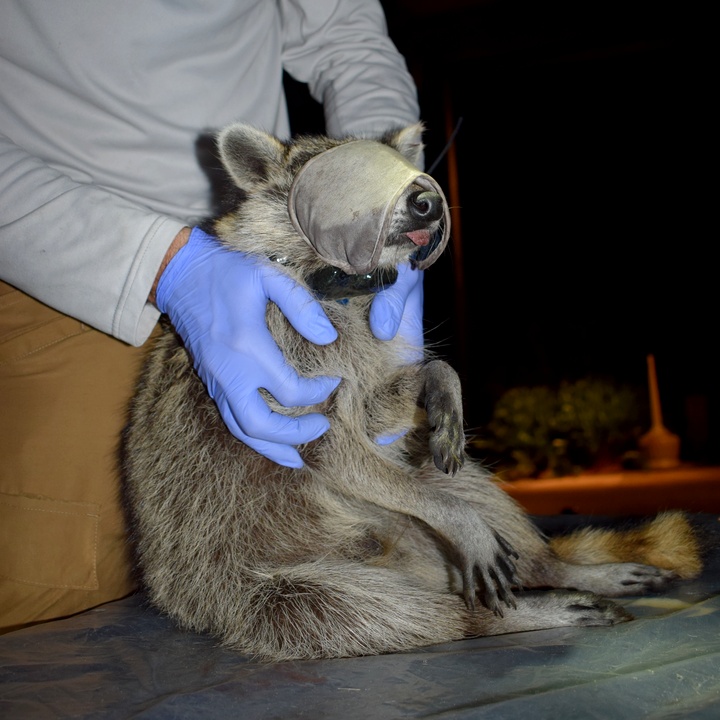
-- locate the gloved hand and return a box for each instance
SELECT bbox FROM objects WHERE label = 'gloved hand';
[155,227,340,469]
[371,262,425,445]
[370,262,424,358]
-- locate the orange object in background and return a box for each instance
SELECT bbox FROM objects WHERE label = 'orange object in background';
[639,354,681,470]
[500,465,720,516]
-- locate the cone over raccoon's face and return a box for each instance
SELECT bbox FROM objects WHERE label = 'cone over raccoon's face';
[288,141,451,275]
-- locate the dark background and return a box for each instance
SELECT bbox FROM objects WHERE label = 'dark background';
[285,0,716,465]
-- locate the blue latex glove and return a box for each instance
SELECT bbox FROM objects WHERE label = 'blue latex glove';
[371,262,425,445]
[370,262,424,353]
[156,227,340,469]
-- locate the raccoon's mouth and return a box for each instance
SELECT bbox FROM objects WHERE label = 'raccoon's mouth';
[305,265,399,300]
[404,229,431,247]
[407,229,443,267]
[407,226,444,267]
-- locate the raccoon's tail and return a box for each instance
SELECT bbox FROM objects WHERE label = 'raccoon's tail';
[548,510,703,579]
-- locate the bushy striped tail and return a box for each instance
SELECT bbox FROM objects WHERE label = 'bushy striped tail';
[549,511,703,579]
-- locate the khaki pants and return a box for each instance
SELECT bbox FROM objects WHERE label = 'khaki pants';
[0,281,155,633]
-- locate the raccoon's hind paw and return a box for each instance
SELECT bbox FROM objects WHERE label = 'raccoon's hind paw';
[610,563,679,596]
[514,590,633,628]
[565,594,634,626]
[556,560,680,597]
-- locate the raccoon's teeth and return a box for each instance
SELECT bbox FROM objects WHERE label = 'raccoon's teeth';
[405,229,430,246]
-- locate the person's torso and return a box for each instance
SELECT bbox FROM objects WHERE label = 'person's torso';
[0,0,290,224]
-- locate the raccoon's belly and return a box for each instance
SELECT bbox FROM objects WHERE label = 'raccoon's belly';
[124,320,419,576]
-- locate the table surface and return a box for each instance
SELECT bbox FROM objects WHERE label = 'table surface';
[2,513,719,720]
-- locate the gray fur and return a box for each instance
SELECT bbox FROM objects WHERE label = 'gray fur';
[122,123,695,662]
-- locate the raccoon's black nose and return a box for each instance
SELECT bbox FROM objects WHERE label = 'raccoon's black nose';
[407,190,443,223]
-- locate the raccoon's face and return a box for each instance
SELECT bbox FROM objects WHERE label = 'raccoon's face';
[212,122,449,299]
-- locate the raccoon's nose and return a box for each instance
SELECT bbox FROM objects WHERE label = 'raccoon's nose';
[407,190,443,223]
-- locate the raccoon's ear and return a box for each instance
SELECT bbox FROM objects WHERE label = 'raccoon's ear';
[389,122,426,168]
[216,123,286,191]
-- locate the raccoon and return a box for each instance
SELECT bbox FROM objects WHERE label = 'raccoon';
[122,123,701,662]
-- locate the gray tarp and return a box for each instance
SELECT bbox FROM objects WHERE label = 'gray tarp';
[2,514,719,719]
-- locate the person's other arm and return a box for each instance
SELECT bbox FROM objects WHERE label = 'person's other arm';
[279,0,421,140]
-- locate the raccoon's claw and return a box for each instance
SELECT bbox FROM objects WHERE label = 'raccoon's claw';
[461,532,520,615]
[494,532,520,560]
[431,440,464,477]
[425,394,464,475]
[463,564,517,616]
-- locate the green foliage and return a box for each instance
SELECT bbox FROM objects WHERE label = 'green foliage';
[472,378,643,479]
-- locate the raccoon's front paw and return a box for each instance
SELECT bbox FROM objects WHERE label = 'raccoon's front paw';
[456,528,520,616]
[425,393,465,477]
[428,406,465,476]
[423,360,465,476]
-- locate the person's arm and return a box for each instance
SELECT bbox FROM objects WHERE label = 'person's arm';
[0,130,342,467]
[148,227,191,306]
[0,132,182,346]
[279,0,427,346]
[279,0,421,141]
